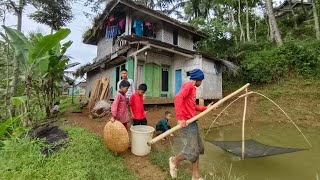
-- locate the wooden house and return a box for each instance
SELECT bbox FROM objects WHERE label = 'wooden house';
[274,0,312,18]
[82,0,223,104]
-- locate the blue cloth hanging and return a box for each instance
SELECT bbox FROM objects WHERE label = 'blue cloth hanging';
[106,25,120,39]
[133,19,144,36]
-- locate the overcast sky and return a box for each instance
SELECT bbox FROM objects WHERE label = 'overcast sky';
[2,0,285,69]
[3,0,99,71]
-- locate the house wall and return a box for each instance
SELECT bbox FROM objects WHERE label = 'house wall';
[178,30,193,51]
[171,55,222,99]
[96,38,113,61]
[155,21,163,42]
[162,24,173,45]
[85,67,113,98]
[172,55,202,98]
[160,22,194,51]
[202,57,223,99]
[136,50,172,66]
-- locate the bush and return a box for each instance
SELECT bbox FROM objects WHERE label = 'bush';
[239,40,320,83]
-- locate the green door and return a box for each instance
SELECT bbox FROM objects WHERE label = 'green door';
[144,63,161,97]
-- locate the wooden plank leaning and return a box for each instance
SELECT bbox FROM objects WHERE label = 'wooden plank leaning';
[147,83,250,146]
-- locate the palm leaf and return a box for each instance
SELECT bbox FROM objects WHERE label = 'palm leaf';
[2,26,30,66]
[60,41,73,55]
[30,29,71,64]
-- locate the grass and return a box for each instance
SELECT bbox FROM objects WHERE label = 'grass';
[254,78,320,126]
[72,104,82,113]
[221,77,320,127]
[59,96,86,113]
[149,149,244,180]
[149,150,192,180]
[0,127,137,180]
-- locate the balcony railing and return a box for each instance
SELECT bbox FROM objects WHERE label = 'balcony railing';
[111,37,127,54]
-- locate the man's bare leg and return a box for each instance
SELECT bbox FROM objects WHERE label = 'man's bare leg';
[171,153,186,166]
[192,159,200,179]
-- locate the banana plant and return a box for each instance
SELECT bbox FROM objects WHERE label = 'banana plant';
[3,26,71,95]
[2,26,71,125]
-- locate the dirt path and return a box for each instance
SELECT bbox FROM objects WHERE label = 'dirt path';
[66,107,173,180]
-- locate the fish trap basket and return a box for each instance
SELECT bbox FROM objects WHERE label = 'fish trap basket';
[103,121,129,153]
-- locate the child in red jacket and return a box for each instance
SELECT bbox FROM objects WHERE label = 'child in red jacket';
[129,84,148,125]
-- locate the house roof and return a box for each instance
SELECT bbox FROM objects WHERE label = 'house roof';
[81,35,221,73]
[274,0,312,11]
[274,0,312,17]
[83,0,208,45]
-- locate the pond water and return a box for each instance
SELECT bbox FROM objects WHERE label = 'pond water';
[200,123,320,180]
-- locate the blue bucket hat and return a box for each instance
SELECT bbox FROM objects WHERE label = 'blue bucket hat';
[189,69,204,80]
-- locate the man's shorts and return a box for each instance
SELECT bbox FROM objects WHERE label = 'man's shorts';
[180,121,204,162]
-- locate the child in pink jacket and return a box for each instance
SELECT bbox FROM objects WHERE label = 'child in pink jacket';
[111,80,131,130]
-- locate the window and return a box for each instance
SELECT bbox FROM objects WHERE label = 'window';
[193,36,200,50]
[173,30,178,45]
[193,37,197,50]
[162,68,169,91]
[115,63,126,90]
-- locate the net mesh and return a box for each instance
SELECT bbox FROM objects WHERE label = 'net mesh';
[209,139,306,158]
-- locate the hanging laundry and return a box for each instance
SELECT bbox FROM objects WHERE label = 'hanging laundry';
[144,21,153,37]
[106,25,120,39]
[145,22,151,26]
[133,19,144,36]
[107,14,115,27]
[119,19,126,34]
[152,23,157,38]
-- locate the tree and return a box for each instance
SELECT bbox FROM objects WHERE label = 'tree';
[265,0,283,45]
[29,0,74,33]
[238,0,245,41]
[3,0,28,116]
[312,0,320,39]
[245,0,251,41]
[3,26,71,125]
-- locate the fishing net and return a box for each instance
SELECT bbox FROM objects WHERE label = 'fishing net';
[209,139,306,158]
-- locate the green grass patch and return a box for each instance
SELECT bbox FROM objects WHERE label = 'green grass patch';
[59,96,86,113]
[72,104,82,113]
[149,150,191,180]
[0,127,137,180]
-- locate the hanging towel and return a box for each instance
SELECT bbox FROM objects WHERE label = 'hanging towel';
[133,19,144,36]
[119,19,125,30]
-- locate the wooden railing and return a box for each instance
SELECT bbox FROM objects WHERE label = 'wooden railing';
[111,37,127,54]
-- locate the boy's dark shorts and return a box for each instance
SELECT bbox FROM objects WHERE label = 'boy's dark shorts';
[180,121,204,163]
[133,118,147,126]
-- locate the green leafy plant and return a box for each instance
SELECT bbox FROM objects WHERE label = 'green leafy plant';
[0,116,20,138]
[3,26,71,126]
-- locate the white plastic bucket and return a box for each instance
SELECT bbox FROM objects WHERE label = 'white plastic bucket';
[130,125,155,156]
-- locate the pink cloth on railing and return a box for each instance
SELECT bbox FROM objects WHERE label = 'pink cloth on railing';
[119,19,125,30]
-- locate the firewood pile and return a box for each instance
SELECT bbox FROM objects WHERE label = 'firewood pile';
[89,76,112,118]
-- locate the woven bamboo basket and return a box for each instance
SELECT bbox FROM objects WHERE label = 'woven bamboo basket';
[103,121,129,153]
